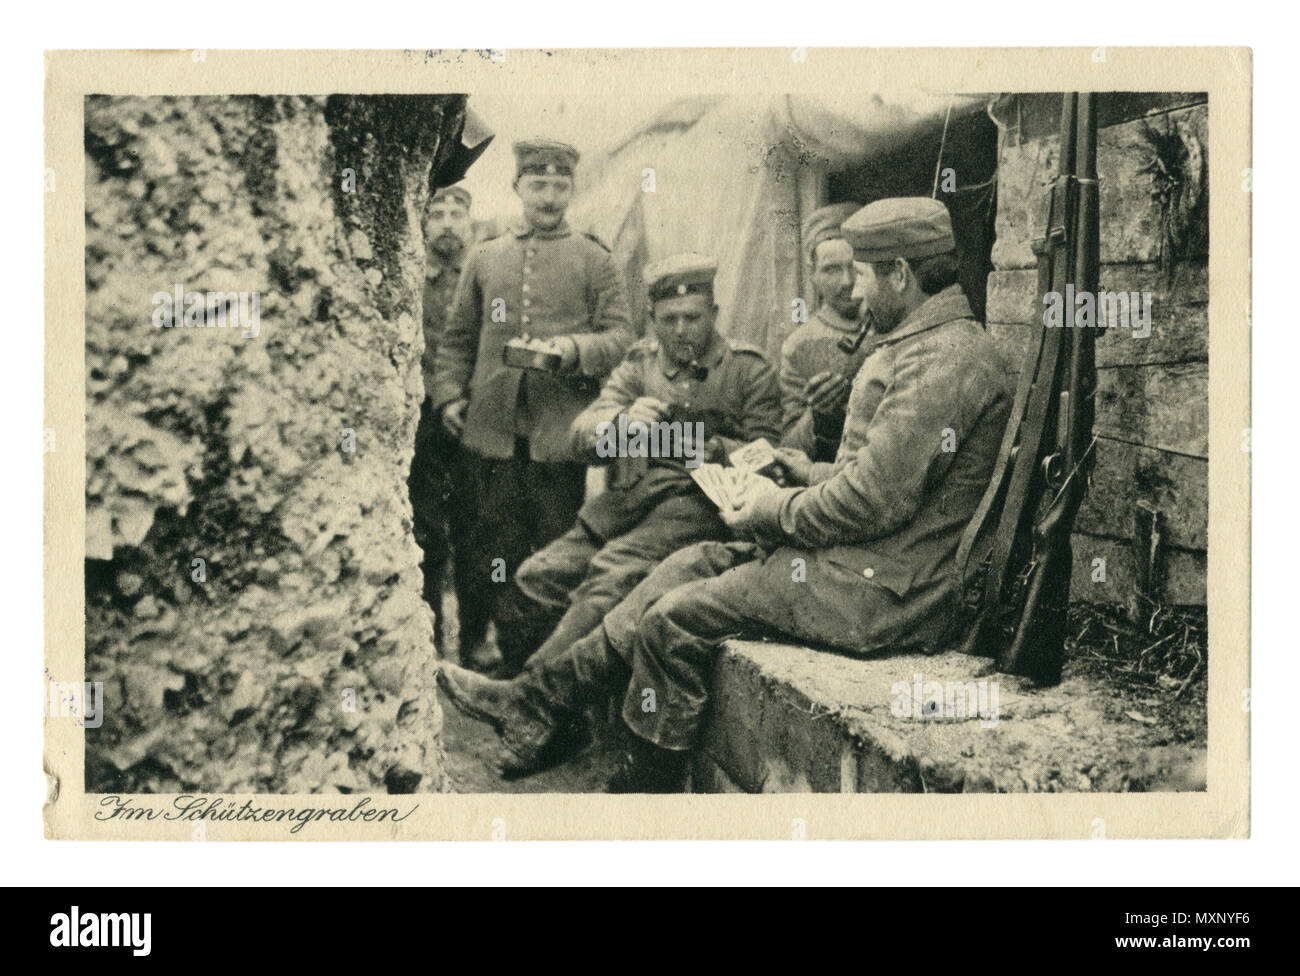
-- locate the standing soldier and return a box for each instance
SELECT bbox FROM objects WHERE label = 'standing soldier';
[431,139,634,675]
[408,185,491,664]
[780,202,872,462]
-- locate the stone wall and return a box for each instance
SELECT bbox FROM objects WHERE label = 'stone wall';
[984,93,1209,607]
[83,94,466,793]
[694,641,1204,793]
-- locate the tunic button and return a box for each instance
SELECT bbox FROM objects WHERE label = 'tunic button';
[522,283,531,293]
[523,265,532,274]
[862,567,875,579]
[523,298,531,307]
[522,315,531,325]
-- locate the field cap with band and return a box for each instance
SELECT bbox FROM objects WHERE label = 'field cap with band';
[802,201,862,261]
[513,139,580,177]
[645,253,717,302]
[430,185,472,209]
[842,197,956,263]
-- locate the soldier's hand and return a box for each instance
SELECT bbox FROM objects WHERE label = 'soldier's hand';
[543,336,580,372]
[720,476,781,537]
[626,396,669,427]
[719,496,761,536]
[441,398,468,438]
[772,447,813,486]
[805,371,850,415]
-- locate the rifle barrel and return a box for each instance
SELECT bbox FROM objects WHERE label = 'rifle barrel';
[1066,93,1099,476]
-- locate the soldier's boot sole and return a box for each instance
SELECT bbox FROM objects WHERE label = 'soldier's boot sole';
[437,661,568,774]
[498,719,592,780]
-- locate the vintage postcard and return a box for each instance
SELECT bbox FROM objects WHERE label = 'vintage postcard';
[43,48,1250,840]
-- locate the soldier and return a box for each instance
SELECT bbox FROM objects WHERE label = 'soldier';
[431,139,634,675]
[437,197,1015,792]
[779,201,872,462]
[483,254,781,770]
[407,185,490,661]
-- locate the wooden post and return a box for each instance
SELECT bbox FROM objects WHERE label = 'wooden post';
[1130,501,1165,624]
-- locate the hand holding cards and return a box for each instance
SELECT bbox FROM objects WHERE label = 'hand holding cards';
[727,438,779,476]
[689,438,783,511]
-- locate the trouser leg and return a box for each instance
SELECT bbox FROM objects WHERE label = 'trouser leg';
[601,540,761,664]
[513,522,601,659]
[516,522,600,614]
[522,624,631,719]
[409,400,451,642]
[494,443,587,673]
[614,545,764,751]
[463,449,531,650]
[514,540,756,729]
[617,541,906,751]
[441,429,488,649]
[528,496,728,675]
[525,453,586,547]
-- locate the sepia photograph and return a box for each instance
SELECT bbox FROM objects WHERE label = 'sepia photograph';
[41,48,1249,840]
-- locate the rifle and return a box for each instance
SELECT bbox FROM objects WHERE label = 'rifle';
[953,92,1099,686]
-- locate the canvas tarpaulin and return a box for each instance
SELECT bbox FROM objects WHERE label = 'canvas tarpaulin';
[566,92,987,362]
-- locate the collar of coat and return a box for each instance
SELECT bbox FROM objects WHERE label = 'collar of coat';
[510,219,572,241]
[658,330,728,380]
[870,284,974,349]
[814,304,862,334]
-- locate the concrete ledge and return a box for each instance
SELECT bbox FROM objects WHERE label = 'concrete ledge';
[692,641,1206,793]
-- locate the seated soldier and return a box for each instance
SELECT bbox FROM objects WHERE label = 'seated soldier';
[477,253,780,767]
[779,201,874,463]
[438,197,1013,792]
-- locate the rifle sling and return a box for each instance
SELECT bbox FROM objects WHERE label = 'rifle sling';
[953,254,1051,581]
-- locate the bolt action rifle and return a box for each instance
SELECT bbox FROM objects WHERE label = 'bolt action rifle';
[953,92,1099,686]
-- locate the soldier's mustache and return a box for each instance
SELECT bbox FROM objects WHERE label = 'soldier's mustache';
[672,341,701,364]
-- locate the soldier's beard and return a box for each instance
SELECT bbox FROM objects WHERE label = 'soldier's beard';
[827,292,861,320]
[527,208,565,230]
[668,339,701,364]
[428,232,465,262]
[869,302,906,334]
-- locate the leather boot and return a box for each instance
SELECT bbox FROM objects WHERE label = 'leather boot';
[606,728,689,794]
[493,587,560,678]
[499,719,590,780]
[436,662,586,775]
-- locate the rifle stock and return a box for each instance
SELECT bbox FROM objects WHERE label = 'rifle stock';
[954,92,1099,686]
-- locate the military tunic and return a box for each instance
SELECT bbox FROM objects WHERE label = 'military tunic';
[778,304,874,462]
[511,333,781,673]
[420,253,462,393]
[570,333,782,538]
[431,219,634,672]
[430,220,634,462]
